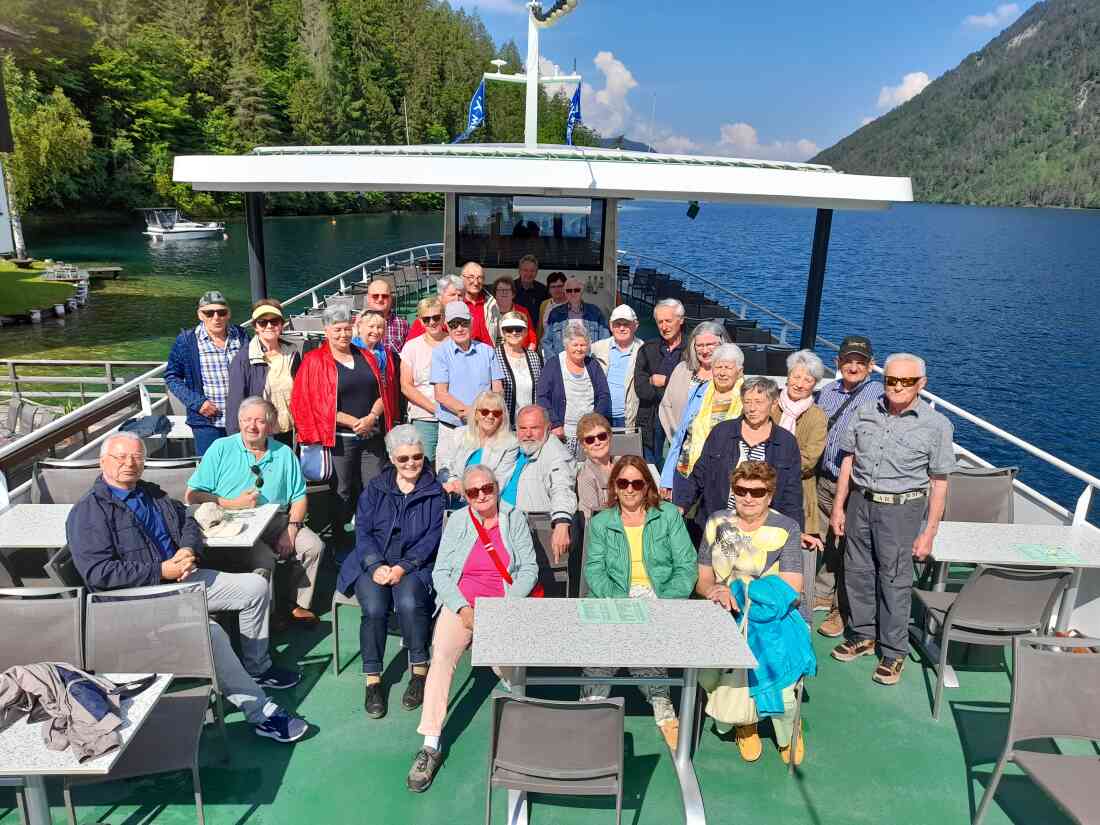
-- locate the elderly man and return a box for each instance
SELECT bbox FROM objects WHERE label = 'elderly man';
[511,404,578,566]
[460,261,498,346]
[430,301,504,473]
[813,335,885,638]
[165,289,248,456]
[634,298,687,464]
[66,431,308,742]
[591,305,643,429]
[829,353,954,686]
[364,278,410,356]
[185,397,325,626]
[542,277,608,361]
[537,271,568,337]
[513,254,548,321]
[405,275,464,342]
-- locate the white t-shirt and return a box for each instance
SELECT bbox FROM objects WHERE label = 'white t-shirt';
[400,335,440,421]
[507,351,534,412]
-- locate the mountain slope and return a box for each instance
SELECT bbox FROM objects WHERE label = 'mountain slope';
[813,0,1100,208]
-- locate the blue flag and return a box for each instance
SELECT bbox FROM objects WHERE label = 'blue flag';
[452,80,486,144]
[566,83,583,146]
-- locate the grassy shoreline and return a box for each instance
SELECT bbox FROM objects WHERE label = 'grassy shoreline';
[0,260,76,316]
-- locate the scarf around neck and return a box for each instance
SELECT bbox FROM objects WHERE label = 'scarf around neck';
[776,387,814,434]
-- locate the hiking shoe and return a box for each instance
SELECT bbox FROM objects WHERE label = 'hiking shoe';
[831,638,876,662]
[734,724,762,762]
[407,747,443,792]
[872,657,905,686]
[256,665,302,690]
[812,596,832,614]
[779,723,805,766]
[254,707,308,743]
[364,681,387,718]
[401,673,426,711]
[818,609,845,638]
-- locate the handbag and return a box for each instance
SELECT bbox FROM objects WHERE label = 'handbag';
[469,509,545,598]
[299,443,332,482]
[701,588,757,726]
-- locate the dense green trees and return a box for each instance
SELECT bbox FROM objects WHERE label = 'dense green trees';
[0,0,599,217]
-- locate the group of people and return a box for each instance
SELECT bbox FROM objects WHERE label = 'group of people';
[61,256,954,793]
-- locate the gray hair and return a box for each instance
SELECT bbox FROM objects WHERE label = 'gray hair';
[654,298,685,319]
[684,321,731,372]
[101,430,145,458]
[436,274,463,295]
[322,305,354,326]
[384,424,424,456]
[238,396,278,428]
[712,343,744,369]
[562,319,590,344]
[787,349,826,381]
[516,404,550,427]
[741,376,780,402]
[884,352,926,377]
[462,463,499,490]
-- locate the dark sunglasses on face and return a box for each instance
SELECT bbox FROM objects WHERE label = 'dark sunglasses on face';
[421,314,442,324]
[250,464,265,489]
[394,453,424,464]
[478,408,504,419]
[565,287,582,294]
[615,477,647,492]
[502,327,526,335]
[884,375,921,388]
[582,431,610,446]
[465,482,496,499]
[732,485,768,499]
[448,319,470,329]
[201,309,229,318]
[254,318,282,328]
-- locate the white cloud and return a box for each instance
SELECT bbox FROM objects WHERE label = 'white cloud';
[877,71,931,110]
[715,122,819,162]
[963,3,1021,28]
[448,0,527,14]
[537,56,576,96]
[860,115,876,126]
[653,134,700,155]
[579,51,638,136]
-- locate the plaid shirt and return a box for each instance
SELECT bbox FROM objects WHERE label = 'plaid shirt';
[195,324,242,428]
[383,313,411,357]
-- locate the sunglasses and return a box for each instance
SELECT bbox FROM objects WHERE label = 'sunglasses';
[201,308,229,318]
[564,287,582,294]
[394,453,424,464]
[478,408,504,419]
[615,477,647,492]
[368,293,391,301]
[254,318,283,328]
[732,485,768,499]
[582,431,610,446]
[884,376,921,388]
[502,327,526,335]
[448,319,470,329]
[465,482,496,499]
[421,314,442,324]
[250,464,265,489]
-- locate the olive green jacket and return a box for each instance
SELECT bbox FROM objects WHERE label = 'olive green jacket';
[584,501,697,599]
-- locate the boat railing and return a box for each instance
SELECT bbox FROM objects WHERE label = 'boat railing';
[0,359,165,404]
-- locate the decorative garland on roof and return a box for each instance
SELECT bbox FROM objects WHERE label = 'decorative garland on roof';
[531,0,580,28]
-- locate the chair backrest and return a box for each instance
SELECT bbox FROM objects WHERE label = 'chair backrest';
[32,458,198,504]
[45,545,83,588]
[85,583,217,680]
[1006,635,1100,745]
[525,512,566,589]
[610,432,643,458]
[140,459,199,502]
[951,565,1073,631]
[0,586,84,670]
[943,466,1018,523]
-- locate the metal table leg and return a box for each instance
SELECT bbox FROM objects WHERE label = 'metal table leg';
[22,775,50,825]
[674,668,706,825]
[1054,568,1082,633]
[506,667,528,825]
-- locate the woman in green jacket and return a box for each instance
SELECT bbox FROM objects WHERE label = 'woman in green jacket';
[582,454,697,749]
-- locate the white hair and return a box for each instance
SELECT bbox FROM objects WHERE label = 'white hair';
[884,352,926,377]
[654,298,685,319]
[563,319,590,344]
[100,431,145,458]
[322,305,353,326]
[462,463,499,489]
[712,343,744,368]
[238,396,278,428]
[436,274,463,294]
[516,404,550,427]
[684,321,730,372]
[385,424,423,456]
[787,349,826,381]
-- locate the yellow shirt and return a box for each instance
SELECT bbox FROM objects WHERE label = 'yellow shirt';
[625,524,651,588]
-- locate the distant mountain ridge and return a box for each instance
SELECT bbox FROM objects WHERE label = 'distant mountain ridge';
[813,0,1100,208]
[598,135,655,153]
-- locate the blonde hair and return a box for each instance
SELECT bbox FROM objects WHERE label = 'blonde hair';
[463,391,516,449]
[416,296,443,317]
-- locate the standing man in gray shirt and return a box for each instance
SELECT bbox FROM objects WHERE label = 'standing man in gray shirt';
[828,353,954,686]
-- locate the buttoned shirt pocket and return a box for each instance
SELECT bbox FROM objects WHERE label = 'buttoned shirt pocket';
[894,429,934,481]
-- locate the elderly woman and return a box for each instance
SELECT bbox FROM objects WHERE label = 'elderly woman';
[407,465,538,793]
[491,277,537,350]
[494,310,543,423]
[696,462,816,765]
[400,296,450,462]
[575,412,615,518]
[336,425,443,719]
[582,455,697,749]
[439,390,519,503]
[290,305,397,545]
[226,298,301,443]
[661,342,744,495]
[658,321,731,447]
[772,350,828,536]
[535,319,611,457]
[405,275,464,341]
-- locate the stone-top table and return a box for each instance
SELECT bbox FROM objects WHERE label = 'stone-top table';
[202,503,280,549]
[0,504,74,549]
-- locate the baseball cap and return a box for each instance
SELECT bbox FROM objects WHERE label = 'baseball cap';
[444,301,472,323]
[193,502,245,539]
[198,290,228,308]
[609,304,638,323]
[499,310,528,330]
[838,335,873,359]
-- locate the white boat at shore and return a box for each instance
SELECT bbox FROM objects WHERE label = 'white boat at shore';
[139,207,226,240]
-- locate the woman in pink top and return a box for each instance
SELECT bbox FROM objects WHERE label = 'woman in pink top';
[407,464,539,793]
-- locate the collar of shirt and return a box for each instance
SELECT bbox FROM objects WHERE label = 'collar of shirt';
[659,338,683,356]
[105,482,142,502]
[876,395,924,417]
[448,339,478,356]
[196,324,227,345]
[235,435,275,466]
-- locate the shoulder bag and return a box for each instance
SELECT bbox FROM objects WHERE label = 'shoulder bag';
[701,589,757,725]
[469,509,544,598]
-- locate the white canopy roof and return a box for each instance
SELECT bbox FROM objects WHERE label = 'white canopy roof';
[173,144,913,211]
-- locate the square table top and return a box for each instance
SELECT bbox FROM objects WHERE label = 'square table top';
[472,598,757,670]
[932,521,1100,568]
[0,504,74,549]
[203,502,280,548]
[0,673,172,777]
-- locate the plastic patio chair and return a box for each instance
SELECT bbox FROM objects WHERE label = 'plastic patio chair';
[974,635,1100,825]
[31,457,198,504]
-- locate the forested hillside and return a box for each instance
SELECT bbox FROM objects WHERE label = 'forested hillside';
[0,0,598,217]
[814,0,1100,208]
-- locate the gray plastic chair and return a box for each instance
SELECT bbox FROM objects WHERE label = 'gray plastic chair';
[526,512,566,596]
[609,432,643,458]
[914,565,1073,720]
[0,586,83,671]
[44,546,82,588]
[943,466,1018,523]
[32,457,198,504]
[485,693,624,825]
[974,635,1100,825]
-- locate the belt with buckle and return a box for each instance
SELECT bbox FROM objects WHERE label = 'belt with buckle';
[860,488,927,505]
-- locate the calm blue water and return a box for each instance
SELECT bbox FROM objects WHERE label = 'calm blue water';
[6,202,1099,516]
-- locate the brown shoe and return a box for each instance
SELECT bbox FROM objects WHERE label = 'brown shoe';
[778,723,805,766]
[658,718,679,751]
[818,609,845,638]
[812,596,832,614]
[290,606,319,626]
[830,638,876,662]
[872,657,904,685]
[734,724,762,762]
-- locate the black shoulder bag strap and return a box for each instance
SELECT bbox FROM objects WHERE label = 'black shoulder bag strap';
[826,382,871,432]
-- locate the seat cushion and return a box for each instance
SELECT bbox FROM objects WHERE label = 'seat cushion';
[1014,751,1100,824]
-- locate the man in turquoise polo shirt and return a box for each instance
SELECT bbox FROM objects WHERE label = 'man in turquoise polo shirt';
[186,396,324,626]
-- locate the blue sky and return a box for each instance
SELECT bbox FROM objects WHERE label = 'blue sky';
[449,1,1031,159]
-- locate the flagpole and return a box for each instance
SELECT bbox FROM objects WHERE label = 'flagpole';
[524,3,539,148]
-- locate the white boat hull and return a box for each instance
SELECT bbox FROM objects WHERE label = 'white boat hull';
[143,223,225,240]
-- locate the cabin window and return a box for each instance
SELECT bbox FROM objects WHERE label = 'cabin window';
[454,195,606,271]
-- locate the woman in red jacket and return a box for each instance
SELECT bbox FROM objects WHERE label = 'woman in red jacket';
[291,306,398,545]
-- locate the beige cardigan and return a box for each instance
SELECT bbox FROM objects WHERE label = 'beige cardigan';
[590,336,643,428]
[771,404,827,535]
[658,362,697,442]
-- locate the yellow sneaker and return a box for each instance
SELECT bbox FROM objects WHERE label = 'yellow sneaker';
[734,724,762,762]
[658,718,679,751]
[779,726,805,766]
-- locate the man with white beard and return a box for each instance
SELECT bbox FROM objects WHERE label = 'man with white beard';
[510,405,578,566]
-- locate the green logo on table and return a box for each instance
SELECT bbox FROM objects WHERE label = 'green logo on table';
[578,600,650,624]
[1012,543,1081,564]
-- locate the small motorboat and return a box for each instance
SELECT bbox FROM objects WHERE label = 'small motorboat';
[140,208,227,241]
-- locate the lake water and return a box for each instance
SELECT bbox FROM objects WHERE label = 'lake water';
[4,202,1099,516]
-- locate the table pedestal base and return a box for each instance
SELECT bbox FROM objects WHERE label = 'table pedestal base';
[23,775,50,825]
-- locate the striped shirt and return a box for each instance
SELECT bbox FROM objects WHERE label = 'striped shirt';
[195,324,242,428]
[815,378,884,480]
[727,439,767,509]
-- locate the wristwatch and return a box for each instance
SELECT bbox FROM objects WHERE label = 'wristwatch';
[288,521,304,529]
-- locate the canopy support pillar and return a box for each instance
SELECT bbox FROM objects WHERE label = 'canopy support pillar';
[245,192,268,303]
[799,208,833,351]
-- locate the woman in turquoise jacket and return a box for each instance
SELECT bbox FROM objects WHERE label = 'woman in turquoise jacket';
[581,454,697,750]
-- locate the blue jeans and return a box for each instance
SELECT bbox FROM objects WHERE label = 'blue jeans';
[355,571,433,675]
[192,424,226,456]
[610,415,627,428]
[643,422,665,466]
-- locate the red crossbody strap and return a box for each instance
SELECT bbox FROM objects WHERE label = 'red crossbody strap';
[470,509,514,585]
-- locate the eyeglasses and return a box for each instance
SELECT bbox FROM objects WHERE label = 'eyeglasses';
[565,287,582,294]
[478,408,504,419]
[394,453,424,464]
[615,477,647,492]
[465,482,496,499]
[107,453,144,465]
[201,309,229,318]
[502,327,526,335]
[368,292,391,301]
[448,319,470,329]
[884,376,921,388]
[732,485,768,499]
[421,314,442,324]
[254,318,283,328]
[250,464,265,489]
[582,431,610,446]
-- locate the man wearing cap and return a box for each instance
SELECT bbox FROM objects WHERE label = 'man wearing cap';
[165,290,249,456]
[460,261,499,347]
[812,335,885,638]
[542,277,608,361]
[364,278,410,356]
[513,254,548,322]
[591,305,644,429]
[430,301,504,473]
[829,352,954,686]
[634,298,687,465]
[186,397,325,626]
